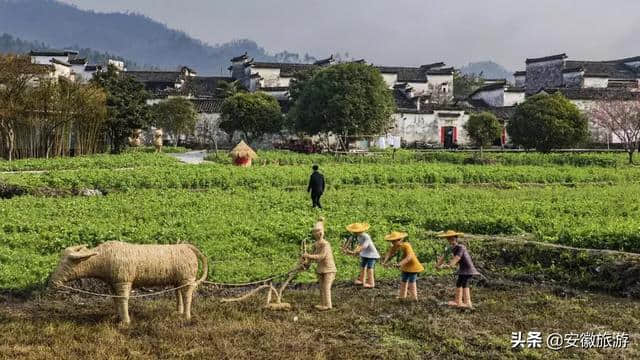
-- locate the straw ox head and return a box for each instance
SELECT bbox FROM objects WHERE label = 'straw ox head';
[49,244,98,288]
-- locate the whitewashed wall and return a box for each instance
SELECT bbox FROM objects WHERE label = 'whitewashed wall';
[253,67,281,87]
[427,74,453,94]
[391,111,469,145]
[278,76,293,87]
[407,81,429,94]
[32,55,68,65]
[471,88,504,107]
[381,73,398,88]
[504,91,525,106]
[570,99,625,143]
[583,77,608,88]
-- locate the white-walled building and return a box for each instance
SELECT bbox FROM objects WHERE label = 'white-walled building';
[29,50,105,83]
[507,53,640,144]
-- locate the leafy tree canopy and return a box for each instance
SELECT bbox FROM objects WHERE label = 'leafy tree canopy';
[288,63,396,138]
[507,93,589,152]
[219,92,283,143]
[150,97,198,146]
[464,112,502,150]
[91,65,151,153]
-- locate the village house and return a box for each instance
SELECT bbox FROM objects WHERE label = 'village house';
[127,52,473,149]
[460,54,640,146]
[28,49,103,83]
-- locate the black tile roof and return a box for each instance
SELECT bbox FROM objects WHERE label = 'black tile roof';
[376,66,426,82]
[190,98,224,113]
[50,58,71,67]
[505,87,525,93]
[29,49,78,57]
[513,71,527,76]
[252,62,317,77]
[562,66,584,73]
[547,88,640,100]
[526,53,567,64]
[468,82,506,98]
[565,60,639,79]
[126,71,182,83]
[230,52,248,62]
[313,55,334,66]
[426,67,454,75]
[420,62,446,70]
[393,89,417,109]
[84,65,102,72]
[461,99,516,121]
[69,58,87,65]
[260,86,289,92]
[181,76,232,98]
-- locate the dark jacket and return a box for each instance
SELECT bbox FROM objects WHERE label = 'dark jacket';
[308,171,325,194]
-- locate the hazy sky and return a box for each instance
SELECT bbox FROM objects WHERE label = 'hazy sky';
[59,0,639,70]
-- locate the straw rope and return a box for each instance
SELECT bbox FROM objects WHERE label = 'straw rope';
[58,282,195,299]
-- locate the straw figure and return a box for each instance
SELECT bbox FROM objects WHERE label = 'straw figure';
[230,140,257,167]
[302,217,337,310]
[381,231,424,301]
[128,129,143,148]
[435,230,480,308]
[49,241,208,324]
[341,223,380,288]
[153,129,164,153]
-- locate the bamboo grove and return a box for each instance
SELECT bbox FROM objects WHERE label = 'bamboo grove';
[0,54,107,160]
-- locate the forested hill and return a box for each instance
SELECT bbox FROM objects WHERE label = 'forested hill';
[459,61,514,82]
[0,0,316,74]
[0,33,135,68]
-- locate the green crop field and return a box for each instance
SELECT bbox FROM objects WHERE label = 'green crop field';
[1,151,640,290]
[2,150,640,359]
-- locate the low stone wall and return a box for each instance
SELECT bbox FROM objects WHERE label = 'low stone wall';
[465,235,640,298]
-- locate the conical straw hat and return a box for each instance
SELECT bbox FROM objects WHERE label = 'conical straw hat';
[436,230,464,238]
[345,223,369,233]
[230,140,257,159]
[384,231,408,241]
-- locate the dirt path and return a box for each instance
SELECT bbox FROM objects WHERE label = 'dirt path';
[1,278,638,359]
[168,150,207,164]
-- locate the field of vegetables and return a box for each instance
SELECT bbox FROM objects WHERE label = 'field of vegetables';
[1,150,639,292]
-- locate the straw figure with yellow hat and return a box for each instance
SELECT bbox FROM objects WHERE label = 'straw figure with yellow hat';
[301,217,337,310]
[230,140,257,167]
[435,230,480,309]
[341,223,380,288]
[381,231,424,301]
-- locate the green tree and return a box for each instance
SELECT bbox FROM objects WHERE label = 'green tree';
[150,97,198,146]
[507,93,589,152]
[288,63,395,149]
[92,65,150,153]
[216,80,246,98]
[464,112,502,158]
[453,71,485,99]
[219,92,283,143]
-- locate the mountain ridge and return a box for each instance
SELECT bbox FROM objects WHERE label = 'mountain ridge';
[0,0,316,74]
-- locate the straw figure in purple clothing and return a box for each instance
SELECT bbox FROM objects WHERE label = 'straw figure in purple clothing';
[435,230,481,309]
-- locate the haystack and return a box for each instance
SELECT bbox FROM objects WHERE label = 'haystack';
[230,140,257,167]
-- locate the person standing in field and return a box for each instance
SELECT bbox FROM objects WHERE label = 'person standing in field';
[435,230,480,309]
[341,223,380,288]
[307,164,325,209]
[302,217,337,310]
[381,231,424,301]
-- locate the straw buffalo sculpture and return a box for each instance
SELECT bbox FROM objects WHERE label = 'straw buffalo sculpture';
[49,241,208,324]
